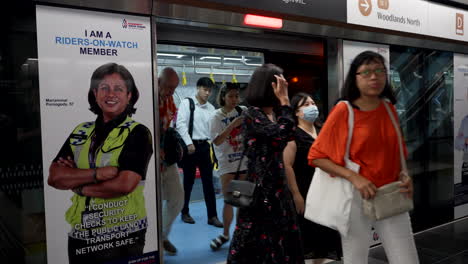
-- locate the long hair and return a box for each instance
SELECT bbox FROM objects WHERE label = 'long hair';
[245,64,284,107]
[341,51,396,104]
[88,63,139,116]
[291,92,313,123]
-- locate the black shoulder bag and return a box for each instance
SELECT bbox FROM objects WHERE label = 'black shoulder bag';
[224,146,256,208]
[163,127,186,166]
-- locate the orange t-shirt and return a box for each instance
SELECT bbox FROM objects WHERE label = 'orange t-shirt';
[307,101,407,188]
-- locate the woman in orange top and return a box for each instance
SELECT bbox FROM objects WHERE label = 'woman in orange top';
[308,51,419,263]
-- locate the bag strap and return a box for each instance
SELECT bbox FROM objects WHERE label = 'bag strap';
[382,101,408,173]
[186,97,195,138]
[234,150,246,180]
[235,106,243,116]
[234,109,246,181]
[340,101,355,163]
[210,142,219,170]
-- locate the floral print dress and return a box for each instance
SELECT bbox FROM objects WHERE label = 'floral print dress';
[227,106,304,264]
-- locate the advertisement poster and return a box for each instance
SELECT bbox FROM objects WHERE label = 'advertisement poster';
[454,53,468,219]
[36,5,158,264]
[342,40,390,246]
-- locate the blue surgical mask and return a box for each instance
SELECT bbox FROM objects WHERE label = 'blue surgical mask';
[301,105,319,122]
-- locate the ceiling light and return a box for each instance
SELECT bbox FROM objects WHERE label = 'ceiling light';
[157,53,185,59]
[200,56,221,60]
[224,57,243,61]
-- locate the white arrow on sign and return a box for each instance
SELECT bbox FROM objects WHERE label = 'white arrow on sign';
[360,0,370,12]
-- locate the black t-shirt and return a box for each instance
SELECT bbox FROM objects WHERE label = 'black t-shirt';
[54,113,153,180]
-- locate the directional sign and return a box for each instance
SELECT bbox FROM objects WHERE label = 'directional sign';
[359,0,372,16]
[349,0,468,42]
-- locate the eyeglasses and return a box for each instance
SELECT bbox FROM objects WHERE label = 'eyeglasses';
[356,68,387,78]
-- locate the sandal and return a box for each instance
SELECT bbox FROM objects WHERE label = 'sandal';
[210,234,229,250]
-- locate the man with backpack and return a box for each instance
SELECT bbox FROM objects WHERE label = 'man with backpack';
[158,67,184,256]
[176,77,223,228]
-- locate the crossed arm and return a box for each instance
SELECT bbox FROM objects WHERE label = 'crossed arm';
[48,157,142,199]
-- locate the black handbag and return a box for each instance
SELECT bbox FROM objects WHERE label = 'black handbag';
[224,179,256,208]
[163,127,186,166]
[223,145,256,208]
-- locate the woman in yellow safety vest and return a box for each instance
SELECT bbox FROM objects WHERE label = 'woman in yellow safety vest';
[48,62,153,264]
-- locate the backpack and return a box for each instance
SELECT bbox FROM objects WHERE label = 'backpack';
[163,127,186,166]
[163,97,195,166]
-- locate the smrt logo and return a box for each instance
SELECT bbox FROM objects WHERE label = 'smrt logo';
[122,18,146,30]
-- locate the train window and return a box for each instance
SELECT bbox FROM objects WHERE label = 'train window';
[157,44,264,107]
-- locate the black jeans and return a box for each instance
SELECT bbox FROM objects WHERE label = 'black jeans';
[181,140,217,219]
[68,229,146,264]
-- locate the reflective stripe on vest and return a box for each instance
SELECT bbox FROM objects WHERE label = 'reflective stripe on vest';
[65,117,147,236]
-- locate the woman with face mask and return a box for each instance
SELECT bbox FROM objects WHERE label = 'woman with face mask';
[284,93,343,263]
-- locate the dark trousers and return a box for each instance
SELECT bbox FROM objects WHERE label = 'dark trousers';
[68,229,146,264]
[181,140,217,219]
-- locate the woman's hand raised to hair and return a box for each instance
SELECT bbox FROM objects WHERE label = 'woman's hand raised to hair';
[272,74,289,106]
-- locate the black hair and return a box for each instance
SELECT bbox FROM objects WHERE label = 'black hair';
[88,63,139,116]
[196,77,215,89]
[291,92,314,122]
[341,51,396,104]
[245,64,284,107]
[217,82,240,107]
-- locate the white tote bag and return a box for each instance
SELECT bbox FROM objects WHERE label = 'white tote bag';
[304,101,359,237]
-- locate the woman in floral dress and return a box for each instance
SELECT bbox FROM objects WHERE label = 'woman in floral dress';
[227,64,304,264]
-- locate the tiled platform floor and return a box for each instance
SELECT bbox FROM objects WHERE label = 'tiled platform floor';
[165,178,468,264]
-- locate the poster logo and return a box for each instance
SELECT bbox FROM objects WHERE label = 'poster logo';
[378,0,389,10]
[359,0,372,16]
[377,47,388,54]
[456,13,464,36]
[122,18,145,30]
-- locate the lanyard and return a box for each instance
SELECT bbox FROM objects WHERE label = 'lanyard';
[88,130,99,169]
